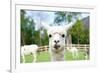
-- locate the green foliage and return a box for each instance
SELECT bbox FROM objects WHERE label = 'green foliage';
[41,30,49,46]
[70,20,89,44]
[21,10,35,45]
[21,10,49,46]
[54,12,66,24]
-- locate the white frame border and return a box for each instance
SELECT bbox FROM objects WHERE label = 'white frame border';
[11,1,96,73]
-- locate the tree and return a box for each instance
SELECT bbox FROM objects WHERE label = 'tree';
[70,19,89,44]
[21,10,49,46]
[54,12,66,25]
[21,10,35,45]
[54,11,81,25]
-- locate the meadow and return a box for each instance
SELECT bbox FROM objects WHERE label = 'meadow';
[20,49,89,63]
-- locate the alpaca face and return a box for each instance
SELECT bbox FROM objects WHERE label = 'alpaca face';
[42,19,76,53]
[47,26,66,52]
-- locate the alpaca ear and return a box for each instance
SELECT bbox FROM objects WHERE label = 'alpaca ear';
[41,22,50,30]
[65,19,77,31]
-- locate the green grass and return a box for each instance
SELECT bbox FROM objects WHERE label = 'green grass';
[65,51,88,61]
[37,52,51,62]
[21,50,89,63]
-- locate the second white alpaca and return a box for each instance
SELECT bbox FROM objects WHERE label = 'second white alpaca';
[67,47,79,59]
[21,44,38,63]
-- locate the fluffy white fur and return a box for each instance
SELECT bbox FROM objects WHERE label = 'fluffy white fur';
[42,20,76,61]
[21,44,38,63]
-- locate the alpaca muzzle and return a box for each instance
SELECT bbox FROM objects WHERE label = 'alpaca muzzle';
[54,44,60,50]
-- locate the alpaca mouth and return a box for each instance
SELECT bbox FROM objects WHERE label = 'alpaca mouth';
[54,44,60,50]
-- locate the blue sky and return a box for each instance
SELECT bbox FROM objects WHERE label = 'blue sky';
[26,11,55,24]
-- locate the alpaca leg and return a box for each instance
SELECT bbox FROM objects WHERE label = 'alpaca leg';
[33,53,37,62]
[75,52,79,60]
[72,53,75,60]
[73,52,77,60]
[85,53,88,59]
[22,55,25,63]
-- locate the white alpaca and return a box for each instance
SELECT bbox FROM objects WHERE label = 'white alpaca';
[21,44,38,63]
[42,20,76,61]
[67,47,79,59]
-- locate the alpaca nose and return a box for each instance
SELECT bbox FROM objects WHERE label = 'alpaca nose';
[54,40,59,44]
[54,44,60,49]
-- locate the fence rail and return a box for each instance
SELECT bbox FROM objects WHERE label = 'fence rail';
[66,44,90,49]
[38,44,90,51]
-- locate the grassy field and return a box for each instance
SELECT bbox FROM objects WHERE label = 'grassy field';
[20,50,89,63]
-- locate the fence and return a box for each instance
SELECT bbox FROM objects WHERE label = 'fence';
[66,44,89,49]
[38,44,90,52]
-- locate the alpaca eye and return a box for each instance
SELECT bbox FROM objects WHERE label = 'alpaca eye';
[49,34,52,38]
[62,34,65,38]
